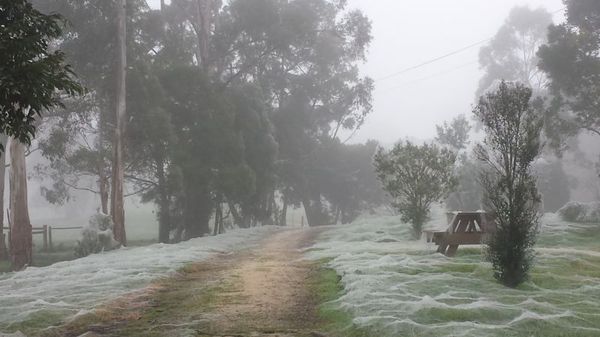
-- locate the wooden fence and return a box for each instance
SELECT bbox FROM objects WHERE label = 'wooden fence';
[2,225,83,252]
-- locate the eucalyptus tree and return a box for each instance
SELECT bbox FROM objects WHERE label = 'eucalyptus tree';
[215,0,374,226]
[474,81,543,287]
[155,0,374,228]
[478,6,553,96]
[33,0,119,214]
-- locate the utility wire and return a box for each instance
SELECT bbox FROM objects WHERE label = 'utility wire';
[375,39,489,82]
[379,60,479,93]
[374,7,566,83]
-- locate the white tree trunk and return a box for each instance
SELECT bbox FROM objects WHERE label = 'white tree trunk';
[111,0,127,245]
[9,138,31,270]
[0,134,8,260]
[195,0,213,72]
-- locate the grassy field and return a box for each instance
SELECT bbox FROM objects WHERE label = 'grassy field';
[307,212,600,337]
[310,261,375,337]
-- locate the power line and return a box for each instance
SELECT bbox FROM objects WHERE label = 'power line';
[375,39,489,82]
[379,60,479,94]
[374,7,566,83]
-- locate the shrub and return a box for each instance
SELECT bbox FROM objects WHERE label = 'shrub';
[373,141,457,238]
[74,213,119,258]
[474,81,543,288]
[558,201,600,223]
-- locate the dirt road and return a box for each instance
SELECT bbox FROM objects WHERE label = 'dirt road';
[55,227,329,337]
[204,228,323,336]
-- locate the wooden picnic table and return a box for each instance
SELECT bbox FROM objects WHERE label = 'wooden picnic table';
[423,211,496,257]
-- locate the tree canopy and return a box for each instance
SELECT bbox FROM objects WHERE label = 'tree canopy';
[28,0,379,241]
[538,0,600,144]
[0,0,82,149]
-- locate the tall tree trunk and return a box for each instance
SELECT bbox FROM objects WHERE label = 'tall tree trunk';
[9,139,31,271]
[280,196,288,227]
[302,195,329,227]
[301,197,314,227]
[213,198,223,236]
[157,159,171,243]
[194,0,212,72]
[263,190,276,226]
[227,199,243,227]
[333,205,341,225]
[111,0,127,245]
[183,187,211,239]
[0,134,7,261]
[98,174,109,214]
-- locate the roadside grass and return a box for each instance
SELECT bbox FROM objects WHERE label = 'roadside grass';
[27,262,226,337]
[0,239,157,273]
[310,259,375,337]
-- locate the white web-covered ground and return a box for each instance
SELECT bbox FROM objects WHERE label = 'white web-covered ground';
[0,226,279,331]
[306,209,600,337]
[3,208,600,337]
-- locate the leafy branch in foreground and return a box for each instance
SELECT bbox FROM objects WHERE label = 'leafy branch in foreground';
[0,0,83,150]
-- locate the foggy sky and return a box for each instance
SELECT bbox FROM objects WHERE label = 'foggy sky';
[148,0,564,145]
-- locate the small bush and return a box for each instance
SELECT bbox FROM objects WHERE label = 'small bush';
[74,213,120,258]
[558,202,600,223]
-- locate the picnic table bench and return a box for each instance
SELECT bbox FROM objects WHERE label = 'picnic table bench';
[423,211,496,257]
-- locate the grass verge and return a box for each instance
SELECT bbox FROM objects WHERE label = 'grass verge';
[310,259,375,337]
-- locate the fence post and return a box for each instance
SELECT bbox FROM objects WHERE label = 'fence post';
[42,225,48,252]
[48,226,53,252]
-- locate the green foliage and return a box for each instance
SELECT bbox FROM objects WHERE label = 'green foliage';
[474,81,543,288]
[538,0,600,145]
[0,0,82,149]
[435,115,471,151]
[215,0,375,227]
[374,141,457,238]
[32,0,376,240]
[312,139,384,224]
